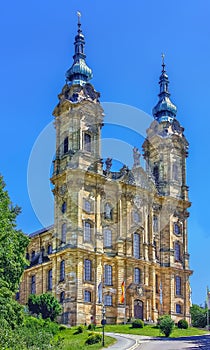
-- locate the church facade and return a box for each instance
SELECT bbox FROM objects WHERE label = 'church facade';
[19,15,192,326]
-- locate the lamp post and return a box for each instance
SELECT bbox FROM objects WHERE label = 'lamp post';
[101,304,106,347]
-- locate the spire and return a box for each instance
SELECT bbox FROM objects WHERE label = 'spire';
[65,12,93,86]
[152,54,177,123]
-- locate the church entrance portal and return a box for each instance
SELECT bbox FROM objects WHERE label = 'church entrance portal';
[134,300,143,320]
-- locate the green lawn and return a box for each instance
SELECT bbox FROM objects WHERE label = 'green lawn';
[55,328,116,350]
[96,323,210,338]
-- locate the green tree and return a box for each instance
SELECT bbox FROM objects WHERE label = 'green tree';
[159,315,174,337]
[190,304,207,328]
[28,293,62,321]
[0,175,29,292]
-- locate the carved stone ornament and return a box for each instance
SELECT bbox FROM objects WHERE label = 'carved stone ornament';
[134,195,142,209]
[136,285,144,297]
[59,184,67,196]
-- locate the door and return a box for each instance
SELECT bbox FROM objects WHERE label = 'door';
[134,299,143,319]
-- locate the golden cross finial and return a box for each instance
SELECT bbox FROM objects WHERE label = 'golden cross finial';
[77,11,81,24]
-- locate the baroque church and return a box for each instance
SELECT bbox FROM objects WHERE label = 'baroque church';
[19,14,192,326]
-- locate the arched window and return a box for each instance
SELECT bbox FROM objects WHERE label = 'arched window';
[84,199,91,213]
[175,276,181,295]
[133,233,140,259]
[84,259,92,281]
[84,133,91,152]
[60,260,65,281]
[48,269,52,291]
[64,137,68,154]
[48,245,52,255]
[174,222,181,235]
[133,211,140,224]
[174,242,181,261]
[134,267,141,284]
[173,163,179,181]
[153,164,159,183]
[61,202,67,214]
[60,291,65,303]
[153,216,158,232]
[61,223,67,244]
[31,275,36,294]
[84,221,91,242]
[104,265,112,285]
[104,203,113,220]
[104,228,112,248]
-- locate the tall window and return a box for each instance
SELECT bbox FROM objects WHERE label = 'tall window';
[48,245,52,255]
[175,276,181,295]
[155,274,159,293]
[84,133,91,152]
[104,265,112,285]
[60,291,65,303]
[60,260,65,281]
[104,295,112,306]
[174,242,181,261]
[174,223,180,235]
[104,228,112,248]
[84,199,91,213]
[133,211,140,224]
[61,202,67,213]
[104,203,112,220]
[176,303,182,314]
[48,269,52,291]
[153,165,159,183]
[84,290,91,302]
[153,216,158,232]
[64,137,68,154]
[173,163,179,181]
[61,223,67,244]
[134,267,141,284]
[31,275,36,294]
[84,259,92,281]
[84,221,91,242]
[133,233,140,259]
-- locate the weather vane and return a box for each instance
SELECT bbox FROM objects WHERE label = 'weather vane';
[77,11,81,24]
[161,53,165,65]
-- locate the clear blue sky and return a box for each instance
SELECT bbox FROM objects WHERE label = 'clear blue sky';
[0,0,210,306]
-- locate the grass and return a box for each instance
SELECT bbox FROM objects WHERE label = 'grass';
[96,323,210,338]
[55,327,116,350]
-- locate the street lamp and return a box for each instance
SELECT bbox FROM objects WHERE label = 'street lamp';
[101,304,106,347]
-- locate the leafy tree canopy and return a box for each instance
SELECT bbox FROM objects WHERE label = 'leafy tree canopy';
[0,175,29,292]
[28,293,62,321]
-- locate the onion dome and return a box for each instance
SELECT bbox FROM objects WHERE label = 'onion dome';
[152,54,177,123]
[66,12,93,85]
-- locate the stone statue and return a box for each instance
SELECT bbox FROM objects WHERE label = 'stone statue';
[105,158,112,172]
[133,147,141,167]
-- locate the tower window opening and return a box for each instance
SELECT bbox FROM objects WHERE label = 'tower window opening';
[84,133,91,152]
[175,276,181,295]
[48,269,52,291]
[134,267,141,284]
[64,137,68,154]
[84,221,91,242]
[31,275,36,294]
[60,260,65,281]
[104,264,112,285]
[104,228,112,248]
[84,259,92,281]
[133,233,140,259]
[174,242,181,261]
[153,165,159,183]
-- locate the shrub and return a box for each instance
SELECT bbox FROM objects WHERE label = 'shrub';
[177,319,188,329]
[87,324,96,331]
[159,315,174,337]
[28,293,62,321]
[77,325,84,334]
[131,319,144,328]
[59,324,68,331]
[85,333,102,345]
